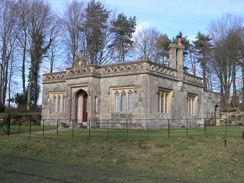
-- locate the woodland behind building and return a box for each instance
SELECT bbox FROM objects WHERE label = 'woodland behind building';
[0,0,243,112]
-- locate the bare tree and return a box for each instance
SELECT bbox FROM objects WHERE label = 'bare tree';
[23,0,57,110]
[240,28,244,102]
[133,28,161,62]
[15,0,30,103]
[62,0,85,65]
[0,0,17,111]
[186,44,198,76]
[43,36,64,74]
[208,14,243,103]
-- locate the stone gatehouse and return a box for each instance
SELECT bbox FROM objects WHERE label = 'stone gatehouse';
[42,39,220,127]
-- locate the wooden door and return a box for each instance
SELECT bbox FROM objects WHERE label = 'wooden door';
[83,94,88,122]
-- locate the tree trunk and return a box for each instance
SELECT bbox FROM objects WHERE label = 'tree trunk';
[8,57,13,108]
[22,31,27,101]
[202,61,207,91]
[0,64,3,111]
[27,60,34,110]
[242,65,244,102]
[232,65,237,94]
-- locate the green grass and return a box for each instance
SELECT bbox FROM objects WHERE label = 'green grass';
[0,125,244,182]
[9,125,56,134]
[0,134,243,183]
[40,126,244,140]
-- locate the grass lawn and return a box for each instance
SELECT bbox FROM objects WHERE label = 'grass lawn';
[9,125,56,134]
[0,134,243,183]
[40,126,244,140]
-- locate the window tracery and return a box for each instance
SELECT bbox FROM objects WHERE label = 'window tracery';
[158,89,172,114]
[187,94,198,116]
[50,93,66,113]
[112,88,134,113]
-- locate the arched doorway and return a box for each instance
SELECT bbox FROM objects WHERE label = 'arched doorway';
[75,90,88,122]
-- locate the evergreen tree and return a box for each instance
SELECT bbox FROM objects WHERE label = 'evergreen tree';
[193,32,212,90]
[110,13,136,62]
[82,0,110,65]
[156,34,172,65]
[173,31,191,50]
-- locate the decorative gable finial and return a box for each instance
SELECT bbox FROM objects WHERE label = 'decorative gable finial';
[74,50,88,68]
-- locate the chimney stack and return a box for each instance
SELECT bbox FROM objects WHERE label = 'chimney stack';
[168,32,185,73]
[168,44,177,69]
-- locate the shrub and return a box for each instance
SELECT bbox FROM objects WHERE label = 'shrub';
[9,113,41,125]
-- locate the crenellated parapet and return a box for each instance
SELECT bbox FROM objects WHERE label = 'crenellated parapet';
[183,73,204,86]
[98,62,144,74]
[66,65,100,75]
[43,72,66,81]
[43,60,204,86]
[148,63,177,78]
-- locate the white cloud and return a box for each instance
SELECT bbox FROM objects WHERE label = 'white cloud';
[188,34,197,42]
[133,21,152,35]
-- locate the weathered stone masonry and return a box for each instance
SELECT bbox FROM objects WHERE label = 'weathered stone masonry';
[42,40,220,127]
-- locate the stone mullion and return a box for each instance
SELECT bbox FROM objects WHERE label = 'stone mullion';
[160,92,162,113]
[162,92,165,113]
[165,93,168,113]
[188,97,190,115]
[60,95,63,113]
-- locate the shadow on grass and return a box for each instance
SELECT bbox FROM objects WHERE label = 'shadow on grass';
[0,153,191,183]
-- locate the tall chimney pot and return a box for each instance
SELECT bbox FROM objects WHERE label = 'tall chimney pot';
[177,32,183,45]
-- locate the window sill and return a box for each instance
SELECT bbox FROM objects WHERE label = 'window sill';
[112,112,133,114]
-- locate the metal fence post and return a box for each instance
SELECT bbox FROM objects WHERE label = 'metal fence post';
[7,113,10,135]
[168,119,170,138]
[225,117,228,137]
[19,120,21,135]
[56,119,59,136]
[204,118,206,137]
[72,120,74,138]
[186,118,189,136]
[89,120,91,138]
[42,120,45,136]
[126,119,128,140]
[29,116,31,136]
[147,126,149,140]
[107,120,109,140]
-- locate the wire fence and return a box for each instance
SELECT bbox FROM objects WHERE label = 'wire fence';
[1,116,243,139]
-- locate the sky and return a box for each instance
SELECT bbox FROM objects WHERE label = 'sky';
[49,0,244,40]
[31,0,244,105]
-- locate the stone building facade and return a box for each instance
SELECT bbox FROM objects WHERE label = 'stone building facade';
[42,39,220,127]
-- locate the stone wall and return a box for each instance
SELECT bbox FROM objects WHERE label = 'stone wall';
[42,60,220,128]
[219,111,244,126]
